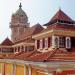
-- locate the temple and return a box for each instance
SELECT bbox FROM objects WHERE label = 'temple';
[0,3,75,75]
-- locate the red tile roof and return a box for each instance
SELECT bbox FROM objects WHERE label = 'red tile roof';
[26,50,67,62]
[14,50,41,60]
[50,9,74,22]
[1,49,75,62]
[44,9,74,26]
[1,37,14,46]
[49,24,75,31]
[23,24,44,37]
[39,23,75,35]
[15,24,44,43]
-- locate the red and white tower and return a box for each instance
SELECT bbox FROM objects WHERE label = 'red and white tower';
[10,3,29,43]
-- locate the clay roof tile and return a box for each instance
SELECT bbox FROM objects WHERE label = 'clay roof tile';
[1,37,14,46]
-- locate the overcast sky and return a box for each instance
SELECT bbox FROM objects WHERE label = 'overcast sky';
[0,0,75,43]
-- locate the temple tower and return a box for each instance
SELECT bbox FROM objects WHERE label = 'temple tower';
[10,3,29,43]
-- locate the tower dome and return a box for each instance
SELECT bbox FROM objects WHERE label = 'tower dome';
[15,3,27,17]
[12,3,28,24]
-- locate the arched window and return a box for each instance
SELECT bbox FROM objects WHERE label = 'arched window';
[52,36,59,48]
[37,40,40,49]
[66,37,71,49]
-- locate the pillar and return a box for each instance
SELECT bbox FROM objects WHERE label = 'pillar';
[13,63,16,75]
[24,65,26,75]
[24,46,26,52]
[28,65,31,75]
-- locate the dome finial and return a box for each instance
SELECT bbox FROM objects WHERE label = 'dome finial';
[59,6,61,11]
[19,2,22,8]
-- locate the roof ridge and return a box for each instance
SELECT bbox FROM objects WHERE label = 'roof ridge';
[1,37,14,46]
[44,9,74,26]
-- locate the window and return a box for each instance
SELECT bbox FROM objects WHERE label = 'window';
[42,39,45,48]
[55,37,59,47]
[71,37,75,47]
[27,46,34,51]
[59,37,65,48]
[52,36,59,48]
[37,40,40,49]
[48,37,51,47]
[66,37,71,49]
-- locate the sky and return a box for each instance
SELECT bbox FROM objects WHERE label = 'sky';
[0,0,75,43]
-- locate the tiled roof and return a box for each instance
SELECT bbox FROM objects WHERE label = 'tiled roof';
[1,49,75,62]
[49,24,75,31]
[18,49,75,62]
[8,51,24,59]
[38,23,75,36]
[50,9,74,22]
[14,50,41,60]
[44,9,74,26]
[23,24,44,37]
[15,24,44,43]
[26,50,67,62]
[1,37,14,46]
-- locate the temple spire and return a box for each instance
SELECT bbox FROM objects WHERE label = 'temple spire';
[59,6,61,11]
[19,2,22,8]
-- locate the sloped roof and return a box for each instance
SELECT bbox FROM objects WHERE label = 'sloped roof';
[26,50,66,62]
[1,49,75,62]
[1,38,14,46]
[24,49,75,62]
[14,50,41,60]
[15,24,44,43]
[24,24,44,37]
[14,3,27,17]
[51,9,74,22]
[44,9,74,26]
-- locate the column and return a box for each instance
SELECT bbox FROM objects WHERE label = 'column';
[17,47,18,52]
[35,40,37,49]
[14,47,15,53]
[20,46,21,52]
[45,38,48,49]
[24,65,26,75]
[40,39,43,49]
[1,48,2,53]
[28,65,31,75]
[2,63,5,75]
[24,46,26,52]
[13,63,16,75]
